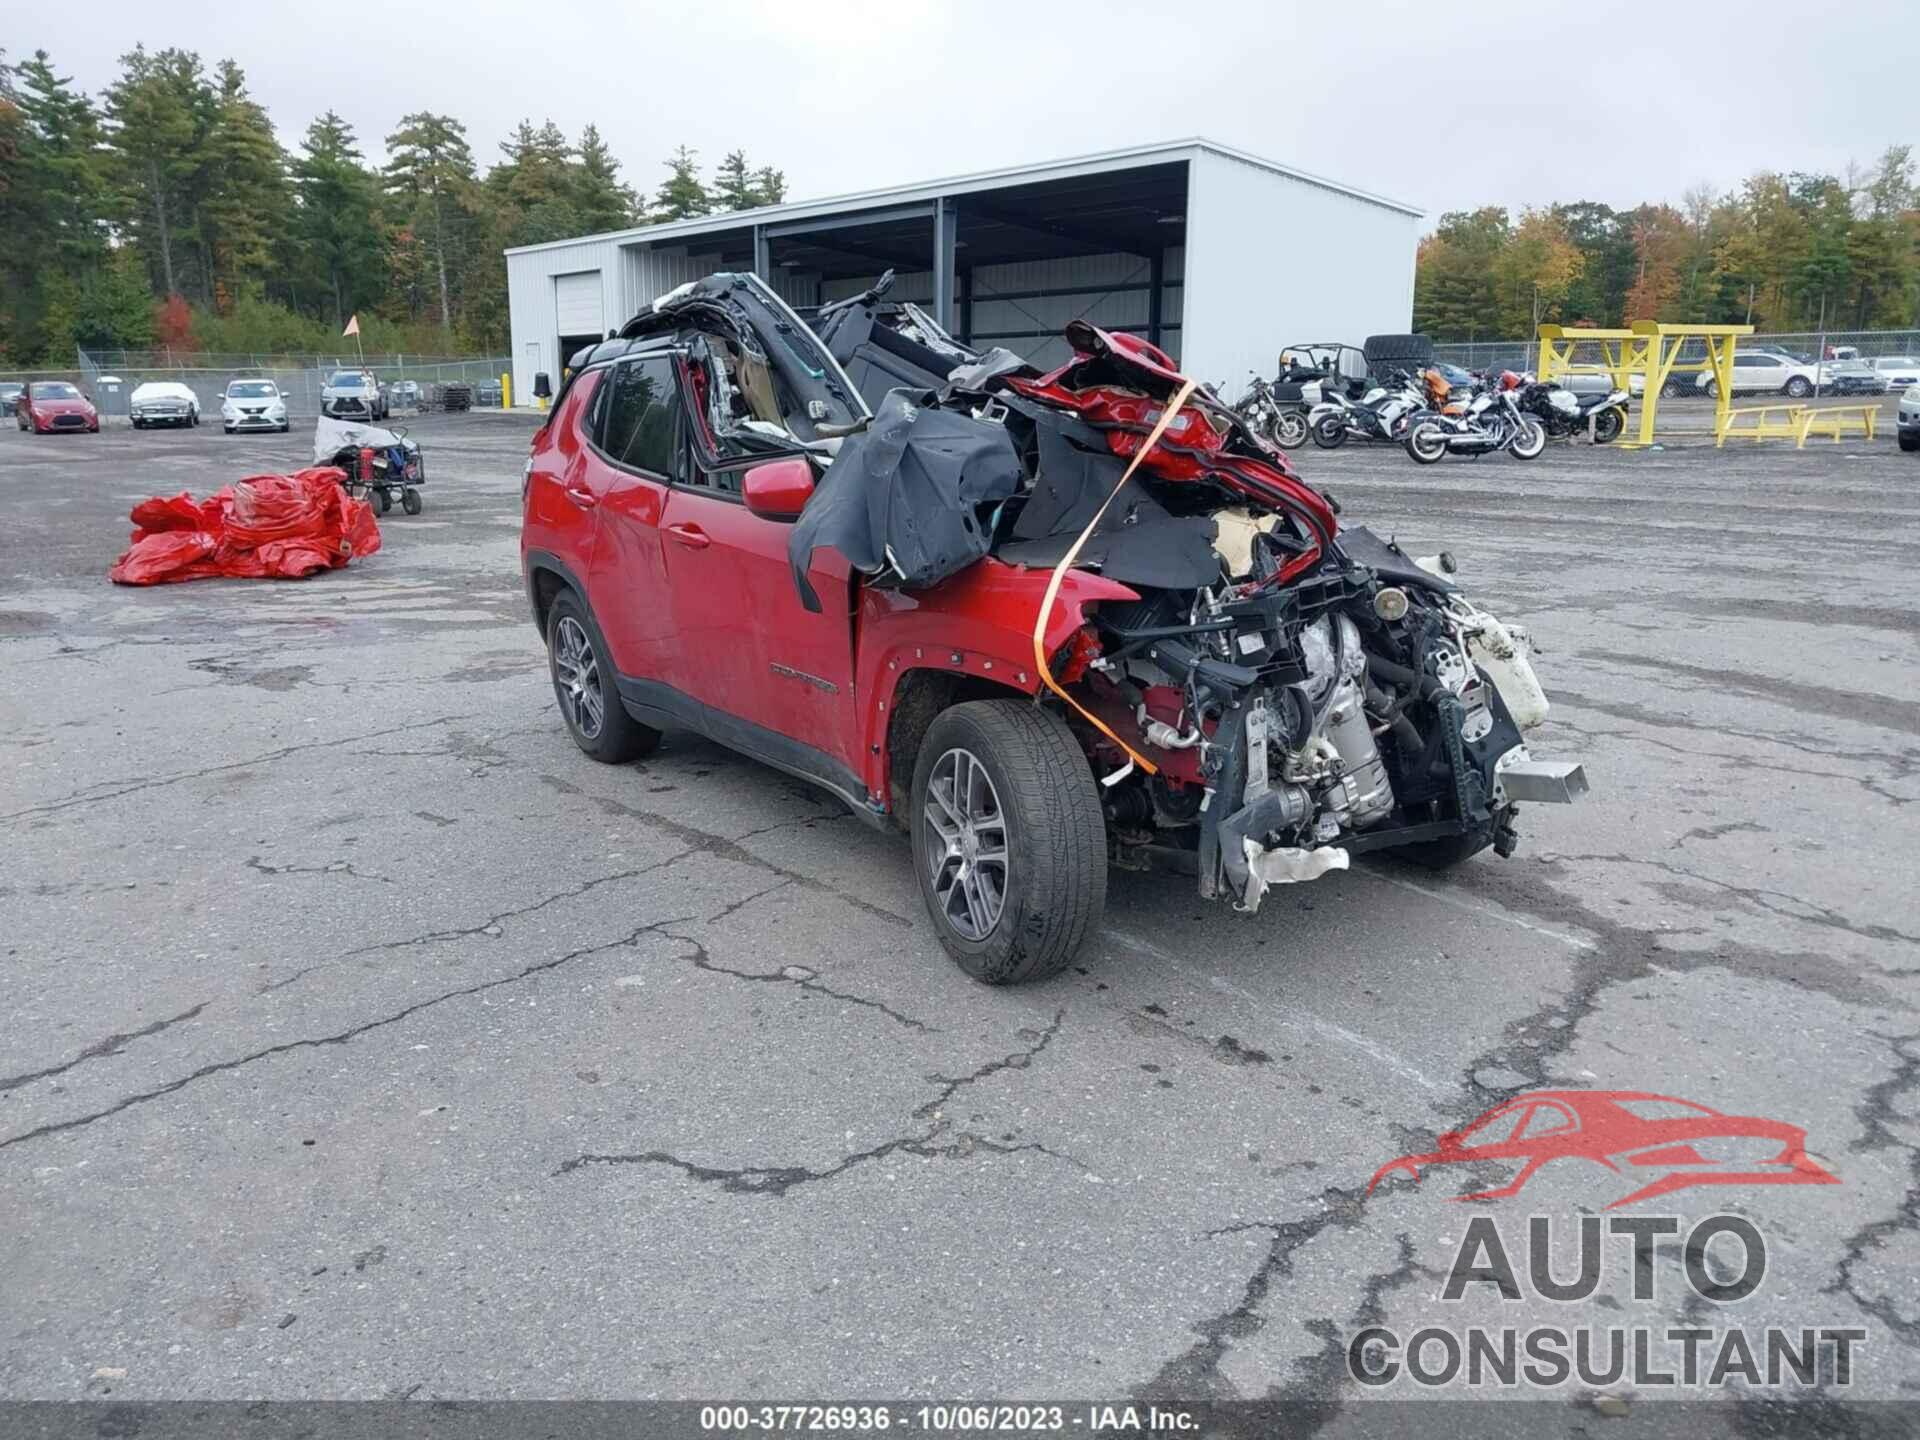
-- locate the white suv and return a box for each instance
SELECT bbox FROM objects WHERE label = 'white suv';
[321,369,388,420]
[1697,350,1819,399]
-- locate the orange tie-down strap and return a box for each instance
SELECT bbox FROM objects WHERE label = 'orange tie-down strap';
[1030,377,1198,777]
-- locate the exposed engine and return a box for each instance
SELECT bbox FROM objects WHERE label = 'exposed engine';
[1083,526,1580,910]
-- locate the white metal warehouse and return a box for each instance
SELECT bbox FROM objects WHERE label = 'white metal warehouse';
[504,138,1420,404]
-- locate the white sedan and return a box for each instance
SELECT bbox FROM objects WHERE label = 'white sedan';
[1870,356,1920,390]
[221,378,290,434]
[129,381,201,429]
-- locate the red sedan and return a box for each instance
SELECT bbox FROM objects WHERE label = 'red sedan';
[18,380,100,434]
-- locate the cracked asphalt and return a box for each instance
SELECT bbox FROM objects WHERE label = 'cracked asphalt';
[2,413,1916,1428]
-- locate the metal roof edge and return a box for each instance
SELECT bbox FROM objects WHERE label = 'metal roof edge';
[503,137,1418,258]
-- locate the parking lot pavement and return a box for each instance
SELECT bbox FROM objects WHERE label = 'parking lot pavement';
[2,416,1917,1420]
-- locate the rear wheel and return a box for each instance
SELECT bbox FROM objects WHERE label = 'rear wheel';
[1592,407,1625,444]
[1311,415,1347,449]
[911,701,1105,985]
[1507,419,1547,460]
[546,591,659,763]
[1406,422,1447,464]
[1703,378,1720,399]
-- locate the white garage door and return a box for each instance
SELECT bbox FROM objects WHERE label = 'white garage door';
[554,271,604,336]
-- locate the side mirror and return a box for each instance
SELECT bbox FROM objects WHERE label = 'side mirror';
[742,457,815,521]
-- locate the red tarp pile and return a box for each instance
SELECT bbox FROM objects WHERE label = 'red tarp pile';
[108,468,382,586]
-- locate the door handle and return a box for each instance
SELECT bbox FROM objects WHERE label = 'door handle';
[666,523,711,550]
[564,483,596,509]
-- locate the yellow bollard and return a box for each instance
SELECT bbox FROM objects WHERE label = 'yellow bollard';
[501,372,512,409]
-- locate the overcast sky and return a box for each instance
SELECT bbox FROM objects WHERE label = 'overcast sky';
[15,1,1909,224]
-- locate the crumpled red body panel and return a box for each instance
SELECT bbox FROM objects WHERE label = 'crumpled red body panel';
[109,469,381,585]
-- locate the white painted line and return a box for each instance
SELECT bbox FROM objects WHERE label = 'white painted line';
[1357,870,1598,952]
[1103,927,1448,1095]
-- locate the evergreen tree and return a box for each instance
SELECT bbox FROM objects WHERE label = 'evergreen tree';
[202,60,288,306]
[385,111,476,333]
[712,149,756,211]
[101,46,216,300]
[751,164,787,207]
[572,124,635,231]
[653,145,708,222]
[291,111,385,330]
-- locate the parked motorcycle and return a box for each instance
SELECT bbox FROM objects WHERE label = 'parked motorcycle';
[1309,369,1426,449]
[1516,378,1628,444]
[1234,373,1311,450]
[1404,371,1547,463]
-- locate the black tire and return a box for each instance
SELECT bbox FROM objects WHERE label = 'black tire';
[911,700,1106,985]
[372,487,391,514]
[1310,415,1347,449]
[1592,407,1624,444]
[401,487,422,515]
[1506,419,1548,460]
[278,422,290,433]
[1899,429,1920,453]
[546,590,659,763]
[1274,410,1310,449]
[223,426,235,435]
[1703,378,1720,399]
[1661,379,1688,399]
[1785,377,1813,399]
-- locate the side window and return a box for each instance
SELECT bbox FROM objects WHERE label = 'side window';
[601,357,679,476]
[1520,1104,1573,1140]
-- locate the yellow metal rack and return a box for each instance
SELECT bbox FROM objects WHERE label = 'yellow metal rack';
[1537,321,1753,447]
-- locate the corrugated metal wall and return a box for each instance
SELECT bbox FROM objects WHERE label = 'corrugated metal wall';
[1181,149,1417,389]
[506,236,625,402]
[818,250,1185,372]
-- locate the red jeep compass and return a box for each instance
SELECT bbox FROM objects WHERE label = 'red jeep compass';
[521,273,1585,984]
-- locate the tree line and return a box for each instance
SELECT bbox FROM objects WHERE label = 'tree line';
[1414,147,1920,341]
[0,46,788,364]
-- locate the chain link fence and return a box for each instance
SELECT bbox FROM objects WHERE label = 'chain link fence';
[7,352,510,422]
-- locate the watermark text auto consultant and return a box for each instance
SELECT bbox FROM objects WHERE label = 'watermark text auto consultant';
[1347,1215,1866,1391]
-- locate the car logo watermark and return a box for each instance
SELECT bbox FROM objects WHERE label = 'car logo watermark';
[1351,1090,1859,1393]
[1346,1214,1866,1391]
[1367,1088,1838,1209]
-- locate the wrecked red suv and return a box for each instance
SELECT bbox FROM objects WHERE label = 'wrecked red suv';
[521,273,1586,984]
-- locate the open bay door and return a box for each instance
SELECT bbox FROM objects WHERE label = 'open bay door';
[554,271,605,377]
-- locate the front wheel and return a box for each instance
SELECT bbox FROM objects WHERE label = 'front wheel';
[911,701,1106,985]
[1274,410,1310,449]
[1507,419,1547,460]
[1899,429,1920,453]
[1592,407,1625,444]
[1785,377,1813,399]
[401,487,422,515]
[1405,422,1448,465]
[1703,378,1720,399]
[1310,415,1347,449]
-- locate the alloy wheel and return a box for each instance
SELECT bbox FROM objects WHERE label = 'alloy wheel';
[553,616,605,740]
[923,746,1009,941]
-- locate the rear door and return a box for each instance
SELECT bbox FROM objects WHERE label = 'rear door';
[579,356,680,688]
